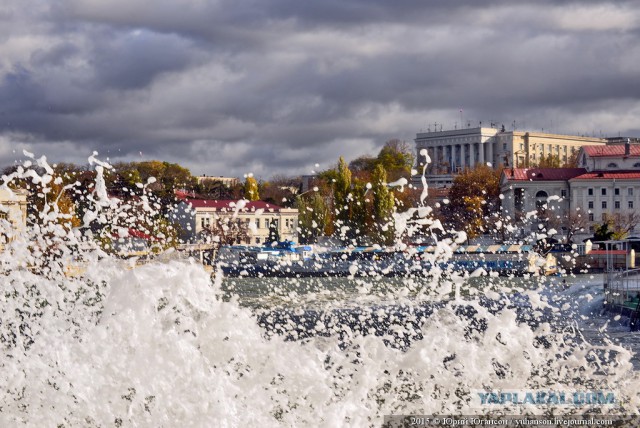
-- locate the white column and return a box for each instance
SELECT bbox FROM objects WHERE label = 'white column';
[487,141,493,166]
[478,141,485,165]
[469,142,475,167]
[460,143,466,170]
[453,144,458,172]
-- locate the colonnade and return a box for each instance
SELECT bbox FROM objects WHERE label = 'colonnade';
[426,142,494,174]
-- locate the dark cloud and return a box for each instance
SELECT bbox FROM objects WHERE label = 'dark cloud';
[1,0,639,178]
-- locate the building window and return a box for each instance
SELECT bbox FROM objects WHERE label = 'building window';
[614,188,620,196]
[615,201,620,209]
[602,201,607,209]
[588,201,594,209]
[601,188,607,196]
[602,213,608,221]
[634,162,640,168]
[588,213,594,221]
[588,188,593,196]
[630,201,634,209]
[607,163,618,168]
[256,237,261,244]
[561,190,567,198]
[629,188,634,196]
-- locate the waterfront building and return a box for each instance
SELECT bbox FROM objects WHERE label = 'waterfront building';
[0,188,28,247]
[414,127,607,188]
[196,175,239,188]
[173,198,299,245]
[500,141,640,242]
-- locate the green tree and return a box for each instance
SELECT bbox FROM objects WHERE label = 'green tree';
[594,222,614,243]
[533,154,562,168]
[267,220,280,245]
[376,139,414,181]
[371,164,395,245]
[243,176,260,201]
[349,156,377,174]
[333,157,352,227]
[296,193,330,244]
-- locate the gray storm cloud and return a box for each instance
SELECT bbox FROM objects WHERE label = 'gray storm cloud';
[1,0,639,178]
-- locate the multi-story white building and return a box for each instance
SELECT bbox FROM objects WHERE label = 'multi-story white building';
[0,188,28,247]
[501,142,640,242]
[414,127,607,188]
[173,198,299,245]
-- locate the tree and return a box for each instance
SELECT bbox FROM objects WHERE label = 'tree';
[533,154,562,168]
[109,161,197,204]
[198,179,234,200]
[243,176,260,201]
[563,150,580,168]
[201,217,249,247]
[594,222,614,242]
[548,210,589,243]
[371,164,395,245]
[296,192,330,244]
[376,139,414,181]
[608,212,640,240]
[333,157,352,228]
[349,156,377,174]
[267,220,280,245]
[259,175,300,207]
[443,165,501,239]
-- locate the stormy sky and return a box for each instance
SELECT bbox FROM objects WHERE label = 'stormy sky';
[1,1,639,179]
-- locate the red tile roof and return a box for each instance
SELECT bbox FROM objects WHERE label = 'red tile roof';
[503,168,587,181]
[182,198,285,212]
[571,172,640,180]
[587,250,627,255]
[582,145,640,157]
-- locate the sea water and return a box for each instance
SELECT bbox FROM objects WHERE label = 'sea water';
[1,154,639,426]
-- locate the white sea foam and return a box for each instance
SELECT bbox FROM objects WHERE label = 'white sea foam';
[0,152,638,425]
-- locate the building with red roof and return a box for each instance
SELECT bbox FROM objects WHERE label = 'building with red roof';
[172,196,299,245]
[500,141,640,243]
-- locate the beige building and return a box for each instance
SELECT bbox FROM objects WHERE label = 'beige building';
[174,199,299,245]
[196,175,239,188]
[500,142,640,242]
[414,127,607,188]
[0,188,28,246]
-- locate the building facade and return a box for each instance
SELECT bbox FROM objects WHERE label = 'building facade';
[196,176,239,188]
[414,127,607,188]
[0,188,28,246]
[500,142,640,242]
[173,199,299,245]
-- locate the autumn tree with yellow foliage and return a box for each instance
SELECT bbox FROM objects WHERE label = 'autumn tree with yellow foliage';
[442,165,502,240]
